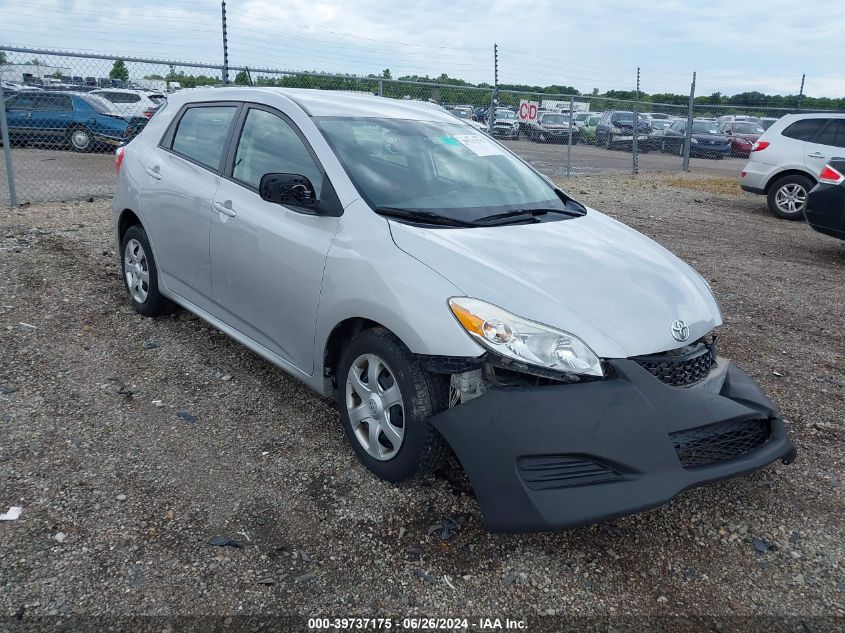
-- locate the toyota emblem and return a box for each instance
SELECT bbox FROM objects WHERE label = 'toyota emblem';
[671,319,690,342]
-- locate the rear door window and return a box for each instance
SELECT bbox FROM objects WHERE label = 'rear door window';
[34,94,73,111]
[781,119,828,141]
[813,119,845,149]
[170,105,238,171]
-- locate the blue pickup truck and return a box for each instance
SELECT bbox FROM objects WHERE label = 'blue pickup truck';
[2,91,147,151]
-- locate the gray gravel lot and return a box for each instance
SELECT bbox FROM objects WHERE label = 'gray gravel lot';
[1,172,843,627]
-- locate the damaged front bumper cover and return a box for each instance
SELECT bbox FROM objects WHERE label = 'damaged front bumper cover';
[430,359,796,533]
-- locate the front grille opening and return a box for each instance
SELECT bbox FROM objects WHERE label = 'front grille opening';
[670,418,770,469]
[517,455,622,490]
[631,339,716,387]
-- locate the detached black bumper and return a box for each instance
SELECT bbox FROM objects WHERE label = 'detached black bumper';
[806,183,845,240]
[430,359,795,533]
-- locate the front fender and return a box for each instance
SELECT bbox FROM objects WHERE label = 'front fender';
[312,201,484,391]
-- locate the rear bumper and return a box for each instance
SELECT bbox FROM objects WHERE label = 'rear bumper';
[741,184,766,195]
[430,359,795,533]
[806,184,845,240]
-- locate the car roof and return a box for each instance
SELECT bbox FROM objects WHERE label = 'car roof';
[167,86,461,122]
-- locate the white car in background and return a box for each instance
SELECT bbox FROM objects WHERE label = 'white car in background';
[740,113,845,219]
[91,88,166,119]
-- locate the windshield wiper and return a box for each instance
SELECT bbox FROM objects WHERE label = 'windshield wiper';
[375,207,478,227]
[474,207,584,225]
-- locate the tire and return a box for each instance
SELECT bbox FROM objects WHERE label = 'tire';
[67,126,94,153]
[337,327,449,482]
[766,174,814,220]
[120,224,177,317]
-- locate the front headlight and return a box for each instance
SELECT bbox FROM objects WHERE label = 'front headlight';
[611,126,622,133]
[448,298,603,377]
[690,138,699,144]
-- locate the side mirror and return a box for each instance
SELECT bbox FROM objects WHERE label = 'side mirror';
[259,173,317,207]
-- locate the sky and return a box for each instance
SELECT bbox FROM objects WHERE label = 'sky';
[1,0,844,98]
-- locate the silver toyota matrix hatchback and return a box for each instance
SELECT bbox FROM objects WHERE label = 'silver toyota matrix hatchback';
[112,87,795,532]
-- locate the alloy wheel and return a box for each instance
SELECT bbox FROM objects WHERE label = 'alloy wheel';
[774,183,807,215]
[345,353,405,461]
[124,238,150,303]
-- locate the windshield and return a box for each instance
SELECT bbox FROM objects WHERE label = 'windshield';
[586,116,600,126]
[541,114,568,125]
[496,110,517,119]
[692,122,722,135]
[611,112,634,123]
[316,117,568,218]
[733,122,764,134]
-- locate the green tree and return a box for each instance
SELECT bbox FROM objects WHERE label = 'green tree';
[382,68,391,79]
[0,51,6,64]
[234,70,250,85]
[109,59,129,82]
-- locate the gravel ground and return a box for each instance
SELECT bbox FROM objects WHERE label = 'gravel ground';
[1,173,844,629]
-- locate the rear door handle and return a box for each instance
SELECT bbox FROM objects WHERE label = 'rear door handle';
[213,200,236,217]
[807,152,826,158]
[144,165,162,180]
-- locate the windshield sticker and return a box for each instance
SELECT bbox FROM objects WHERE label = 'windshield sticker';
[439,136,461,146]
[451,134,506,157]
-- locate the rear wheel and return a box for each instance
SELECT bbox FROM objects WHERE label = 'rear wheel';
[337,328,448,482]
[767,174,813,220]
[68,127,94,152]
[120,224,177,317]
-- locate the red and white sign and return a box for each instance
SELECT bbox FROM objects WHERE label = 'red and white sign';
[518,99,539,123]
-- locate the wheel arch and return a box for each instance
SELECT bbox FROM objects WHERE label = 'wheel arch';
[764,169,816,194]
[117,208,142,243]
[322,317,394,394]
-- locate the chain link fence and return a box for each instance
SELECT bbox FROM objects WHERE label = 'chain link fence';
[1,46,842,206]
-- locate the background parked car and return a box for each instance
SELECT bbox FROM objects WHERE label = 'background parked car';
[579,114,602,144]
[528,111,580,144]
[660,119,730,158]
[720,120,766,157]
[91,88,166,119]
[595,110,652,151]
[444,106,488,134]
[3,91,148,151]
[805,159,845,240]
[647,118,677,143]
[741,113,845,219]
[759,117,779,131]
[491,108,520,140]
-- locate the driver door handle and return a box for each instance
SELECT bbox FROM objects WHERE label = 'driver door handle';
[807,152,826,158]
[213,200,237,217]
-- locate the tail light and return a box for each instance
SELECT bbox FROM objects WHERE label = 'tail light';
[115,146,126,175]
[740,171,747,178]
[143,109,155,118]
[819,164,844,185]
[750,140,769,152]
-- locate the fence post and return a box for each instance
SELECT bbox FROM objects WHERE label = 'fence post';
[566,95,573,177]
[683,71,696,172]
[632,67,640,175]
[487,43,498,135]
[0,79,18,208]
[377,79,383,97]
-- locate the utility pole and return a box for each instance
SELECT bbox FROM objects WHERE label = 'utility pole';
[488,43,498,135]
[221,1,229,85]
[632,66,640,175]
[683,71,696,172]
[797,73,805,111]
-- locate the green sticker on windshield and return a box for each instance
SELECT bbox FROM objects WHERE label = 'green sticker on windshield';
[440,136,461,146]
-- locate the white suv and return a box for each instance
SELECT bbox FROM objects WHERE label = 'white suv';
[740,113,845,219]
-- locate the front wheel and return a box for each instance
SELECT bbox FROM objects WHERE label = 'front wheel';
[767,174,813,220]
[337,328,448,482]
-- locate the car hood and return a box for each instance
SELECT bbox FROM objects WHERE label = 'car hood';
[388,209,722,359]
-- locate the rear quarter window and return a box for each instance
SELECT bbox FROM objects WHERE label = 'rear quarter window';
[781,119,828,141]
